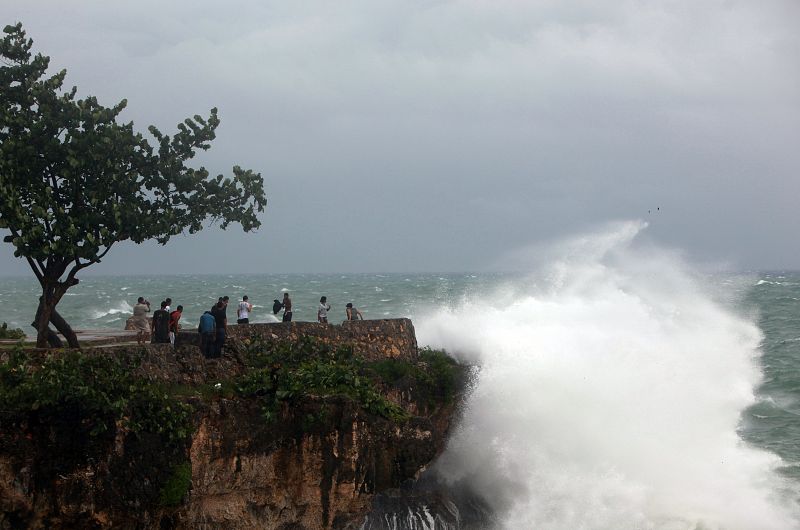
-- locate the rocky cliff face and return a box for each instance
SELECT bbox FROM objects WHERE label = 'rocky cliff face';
[0,321,464,529]
[182,396,455,529]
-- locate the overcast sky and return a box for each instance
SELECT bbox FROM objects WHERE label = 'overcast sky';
[2,0,799,275]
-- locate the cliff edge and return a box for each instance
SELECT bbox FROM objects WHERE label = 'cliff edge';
[0,319,466,529]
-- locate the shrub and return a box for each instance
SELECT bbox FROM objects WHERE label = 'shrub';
[237,338,408,423]
[159,462,192,506]
[0,322,25,340]
[369,347,463,406]
[418,347,463,404]
[0,350,192,446]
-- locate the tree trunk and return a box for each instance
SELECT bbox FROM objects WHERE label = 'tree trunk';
[33,295,58,348]
[49,307,79,348]
[33,282,79,348]
[30,305,63,348]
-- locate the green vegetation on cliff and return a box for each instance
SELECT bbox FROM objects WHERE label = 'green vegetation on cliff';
[0,349,192,445]
[0,348,194,509]
[159,462,193,507]
[0,340,459,442]
[0,339,466,525]
[369,346,463,406]
[236,337,411,422]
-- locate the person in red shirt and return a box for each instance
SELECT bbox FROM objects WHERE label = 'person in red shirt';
[169,305,183,347]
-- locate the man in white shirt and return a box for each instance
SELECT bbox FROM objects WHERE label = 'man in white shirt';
[237,295,253,324]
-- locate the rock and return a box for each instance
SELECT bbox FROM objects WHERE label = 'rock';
[0,322,465,529]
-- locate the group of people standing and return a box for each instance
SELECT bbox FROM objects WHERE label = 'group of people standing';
[271,294,362,323]
[197,295,233,358]
[131,297,183,346]
[130,292,365,358]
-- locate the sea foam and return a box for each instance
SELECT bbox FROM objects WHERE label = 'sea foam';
[416,221,798,530]
[89,300,134,321]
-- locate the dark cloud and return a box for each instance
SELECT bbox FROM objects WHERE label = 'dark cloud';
[2,0,799,274]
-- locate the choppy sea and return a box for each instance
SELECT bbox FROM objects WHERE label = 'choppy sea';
[2,223,800,528]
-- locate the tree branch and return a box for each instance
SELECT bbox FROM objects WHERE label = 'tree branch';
[25,256,44,284]
[64,242,113,288]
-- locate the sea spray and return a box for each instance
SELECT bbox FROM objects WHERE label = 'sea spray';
[416,221,798,530]
[88,299,134,322]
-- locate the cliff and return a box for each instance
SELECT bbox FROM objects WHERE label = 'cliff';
[0,320,466,529]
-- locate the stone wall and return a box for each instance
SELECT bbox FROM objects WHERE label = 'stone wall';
[182,319,418,362]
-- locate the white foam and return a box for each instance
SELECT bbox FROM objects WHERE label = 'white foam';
[417,220,798,530]
[89,300,134,320]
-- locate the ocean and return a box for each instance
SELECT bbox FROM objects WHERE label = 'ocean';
[1,222,799,529]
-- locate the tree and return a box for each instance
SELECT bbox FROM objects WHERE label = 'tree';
[0,23,267,348]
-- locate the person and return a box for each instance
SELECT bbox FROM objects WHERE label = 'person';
[237,295,253,324]
[197,310,216,358]
[169,305,183,346]
[210,299,227,357]
[164,297,173,312]
[346,303,363,321]
[318,296,331,324]
[211,297,223,312]
[272,299,283,315]
[282,293,293,322]
[210,296,229,312]
[132,297,151,344]
[151,301,171,344]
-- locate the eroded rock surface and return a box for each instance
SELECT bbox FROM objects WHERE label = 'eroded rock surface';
[0,321,463,529]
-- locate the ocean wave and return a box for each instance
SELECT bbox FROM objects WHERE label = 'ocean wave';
[89,301,134,321]
[418,221,799,530]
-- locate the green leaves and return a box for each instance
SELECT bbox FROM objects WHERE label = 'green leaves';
[159,462,192,506]
[0,349,193,448]
[0,23,267,292]
[0,322,25,339]
[236,338,409,423]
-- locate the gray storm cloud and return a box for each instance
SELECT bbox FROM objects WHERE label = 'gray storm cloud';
[2,0,799,274]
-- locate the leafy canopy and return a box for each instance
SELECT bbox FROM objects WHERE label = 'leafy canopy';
[0,22,266,282]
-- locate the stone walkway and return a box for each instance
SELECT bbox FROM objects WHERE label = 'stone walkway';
[0,329,139,348]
